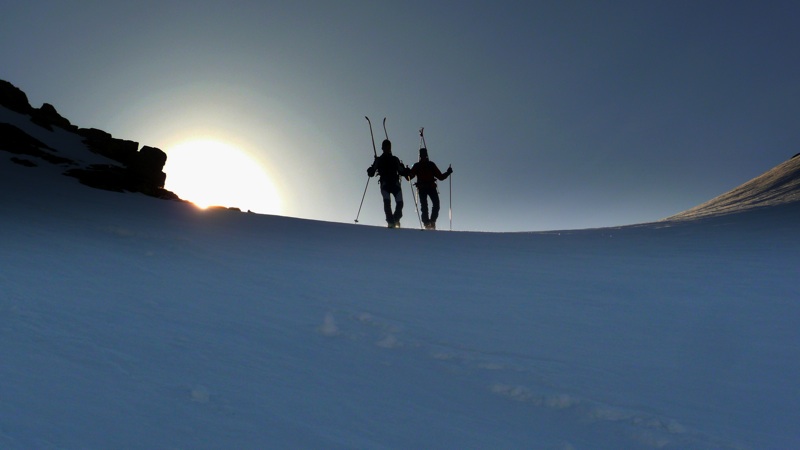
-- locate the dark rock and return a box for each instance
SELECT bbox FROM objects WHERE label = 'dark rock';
[127,146,168,195]
[137,146,168,171]
[0,123,48,150]
[77,127,113,141]
[31,103,76,132]
[1,79,180,201]
[208,205,242,212]
[65,146,170,197]
[0,123,74,165]
[152,188,182,201]
[78,127,139,165]
[89,138,139,165]
[64,164,128,192]
[65,166,181,200]
[0,80,33,114]
[10,157,37,167]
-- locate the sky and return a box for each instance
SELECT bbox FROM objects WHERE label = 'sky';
[3,1,800,231]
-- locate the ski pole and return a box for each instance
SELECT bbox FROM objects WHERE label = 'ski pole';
[449,167,452,231]
[407,175,422,229]
[383,117,388,140]
[424,129,452,230]
[355,177,370,223]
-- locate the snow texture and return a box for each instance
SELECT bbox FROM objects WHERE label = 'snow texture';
[667,154,800,220]
[2,105,800,449]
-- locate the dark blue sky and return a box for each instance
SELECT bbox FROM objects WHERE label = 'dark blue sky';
[3,1,799,231]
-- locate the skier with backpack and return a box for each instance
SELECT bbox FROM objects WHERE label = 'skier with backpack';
[408,147,452,230]
[367,139,410,228]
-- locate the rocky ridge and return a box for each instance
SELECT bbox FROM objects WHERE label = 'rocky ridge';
[0,79,178,199]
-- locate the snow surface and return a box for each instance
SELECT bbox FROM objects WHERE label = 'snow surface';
[2,108,800,449]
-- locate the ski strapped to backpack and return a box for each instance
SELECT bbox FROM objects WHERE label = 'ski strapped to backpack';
[367,116,378,158]
[355,116,379,223]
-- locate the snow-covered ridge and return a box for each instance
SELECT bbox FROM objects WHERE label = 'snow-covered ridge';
[666,154,800,221]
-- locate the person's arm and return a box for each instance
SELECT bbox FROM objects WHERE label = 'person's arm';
[407,162,417,180]
[433,162,453,181]
[397,157,411,179]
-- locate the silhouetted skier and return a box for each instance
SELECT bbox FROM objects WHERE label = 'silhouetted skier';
[367,139,409,228]
[408,147,452,230]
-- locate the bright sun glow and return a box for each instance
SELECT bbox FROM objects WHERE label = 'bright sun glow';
[164,139,281,214]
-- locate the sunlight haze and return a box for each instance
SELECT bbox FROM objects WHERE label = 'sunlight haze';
[164,140,281,214]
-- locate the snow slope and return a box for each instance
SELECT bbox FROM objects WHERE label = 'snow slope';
[2,108,800,449]
[667,154,800,221]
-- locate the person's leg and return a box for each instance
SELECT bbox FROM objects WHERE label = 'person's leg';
[430,189,441,224]
[392,184,404,224]
[418,188,430,226]
[380,185,393,225]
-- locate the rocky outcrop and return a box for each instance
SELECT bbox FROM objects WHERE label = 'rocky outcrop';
[31,103,75,132]
[0,80,33,114]
[129,146,168,194]
[65,126,172,196]
[64,144,174,198]
[0,81,77,132]
[78,127,140,166]
[0,79,179,200]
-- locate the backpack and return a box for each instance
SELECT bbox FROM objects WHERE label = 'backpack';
[376,153,402,183]
[412,160,439,189]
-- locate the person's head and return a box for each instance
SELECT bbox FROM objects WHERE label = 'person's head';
[419,147,429,161]
[381,139,392,154]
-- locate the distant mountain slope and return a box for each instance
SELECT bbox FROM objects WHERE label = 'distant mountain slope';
[666,155,800,221]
